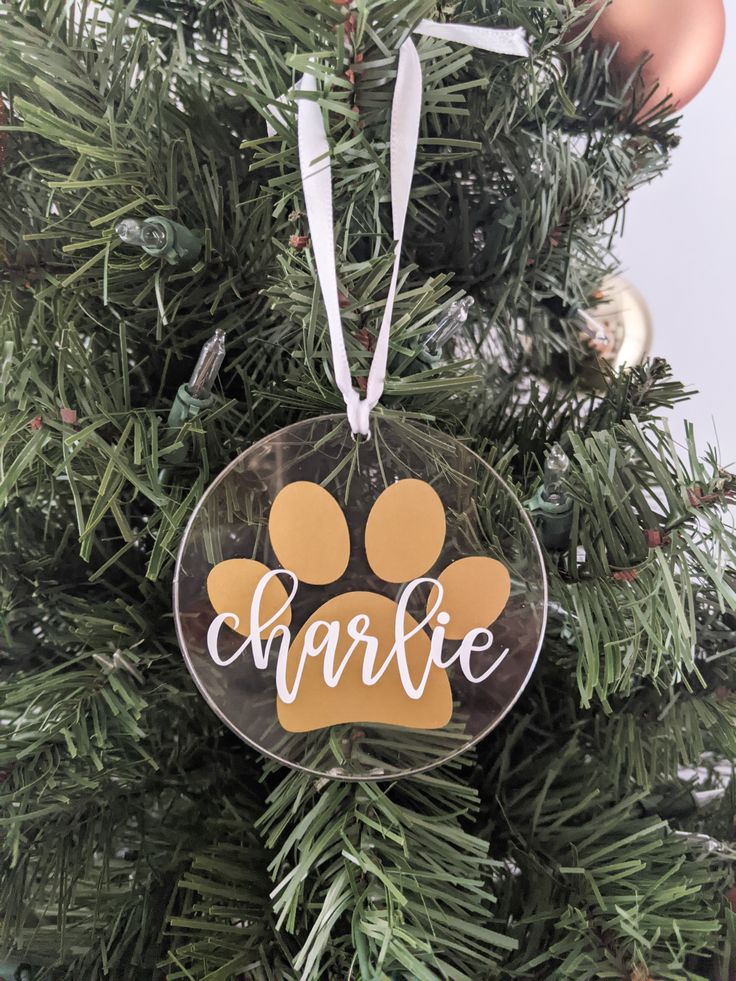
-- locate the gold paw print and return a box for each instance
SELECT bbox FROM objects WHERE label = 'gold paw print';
[206,479,511,733]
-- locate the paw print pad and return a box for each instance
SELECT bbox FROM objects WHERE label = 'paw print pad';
[207,479,511,733]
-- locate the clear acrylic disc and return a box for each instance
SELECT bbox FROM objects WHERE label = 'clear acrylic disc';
[173,415,547,780]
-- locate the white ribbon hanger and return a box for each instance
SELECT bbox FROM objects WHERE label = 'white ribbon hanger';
[298,39,422,437]
[287,23,530,436]
[266,22,529,136]
[413,19,528,56]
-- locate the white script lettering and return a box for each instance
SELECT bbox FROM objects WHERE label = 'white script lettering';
[206,570,511,702]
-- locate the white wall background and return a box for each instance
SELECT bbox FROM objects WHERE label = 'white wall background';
[617,17,736,468]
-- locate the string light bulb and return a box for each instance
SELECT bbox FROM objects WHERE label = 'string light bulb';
[187,329,227,399]
[526,443,574,550]
[114,215,202,266]
[542,443,571,505]
[426,296,474,351]
[115,217,167,250]
[406,296,475,374]
[162,329,226,467]
[637,782,725,820]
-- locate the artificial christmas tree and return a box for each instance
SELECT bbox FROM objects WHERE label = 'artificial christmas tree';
[0,1,734,979]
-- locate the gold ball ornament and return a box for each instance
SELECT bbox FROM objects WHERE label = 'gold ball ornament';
[580,275,653,386]
[585,0,726,113]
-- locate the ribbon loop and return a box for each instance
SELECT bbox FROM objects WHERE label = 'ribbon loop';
[346,394,373,440]
[299,38,422,436]
[294,23,529,436]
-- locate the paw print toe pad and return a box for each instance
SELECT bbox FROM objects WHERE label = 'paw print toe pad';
[429,556,511,640]
[365,479,445,583]
[269,481,350,585]
[207,558,292,638]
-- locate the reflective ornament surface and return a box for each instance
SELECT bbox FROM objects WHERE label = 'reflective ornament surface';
[581,275,653,381]
[584,0,725,114]
[174,415,547,780]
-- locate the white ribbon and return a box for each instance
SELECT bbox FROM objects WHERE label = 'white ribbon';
[413,19,529,56]
[289,23,530,436]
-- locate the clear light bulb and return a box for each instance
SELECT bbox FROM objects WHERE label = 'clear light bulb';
[115,217,167,250]
[543,444,571,505]
[426,296,475,349]
[188,329,227,399]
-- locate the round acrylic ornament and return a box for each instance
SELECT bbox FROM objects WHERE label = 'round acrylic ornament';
[174,415,547,780]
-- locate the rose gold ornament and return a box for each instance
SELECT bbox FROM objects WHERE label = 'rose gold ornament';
[586,0,725,112]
